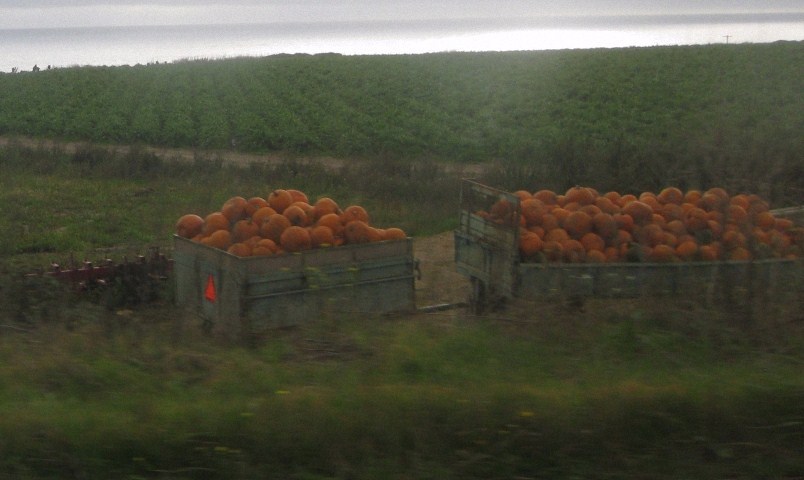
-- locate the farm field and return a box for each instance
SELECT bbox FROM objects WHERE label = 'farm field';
[0,44,803,479]
[1,41,803,204]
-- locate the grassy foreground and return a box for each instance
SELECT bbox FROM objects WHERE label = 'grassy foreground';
[1,298,803,479]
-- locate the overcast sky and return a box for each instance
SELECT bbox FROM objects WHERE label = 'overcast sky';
[2,0,803,29]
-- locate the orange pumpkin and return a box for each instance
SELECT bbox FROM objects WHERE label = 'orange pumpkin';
[344,220,373,244]
[341,205,370,225]
[287,189,309,204]
[203,212,230,235]
[488,199,516,224]
[563,211,593,239]
[283,205,310,227]
[519,231,544,257]
[244,197,270,217]
[580,232,605,253]
[260,213,291,243]
[586,249,607,263]
[227,242,253,257]
[267,189,294,213]
[221,196,248,223]
[520,198,546,226]
[676,240,699,260]
[532,189,558,205]
[657,187,684,205]
[622,200,653,225]
[383,227,407,240]
[251,206,278,226]
[232,218,260,242]
[542,240,564,262]
[754,211,777,230]
[592,212,618,240]
[564,186,596,206]
[310,225,336,248]
[204,229,232,250]
[280,226,312,252]
[649,244,677,263]
[312,197,341,220]
[562,239,585,263]
[176,214,205,239]
[252,238,278,256]
[316,213,345,236]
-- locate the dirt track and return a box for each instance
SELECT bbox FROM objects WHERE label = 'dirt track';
[0,134,486,176]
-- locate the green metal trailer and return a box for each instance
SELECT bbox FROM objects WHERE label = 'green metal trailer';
[454,179,803,313]
[174,235,416,340]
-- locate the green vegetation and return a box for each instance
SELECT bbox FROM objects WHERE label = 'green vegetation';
[1,42,802,204]
[0,44,802,479]
[0,142,460,264]
[1,296,803,479]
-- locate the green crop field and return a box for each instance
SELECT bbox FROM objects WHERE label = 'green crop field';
[1,41,803,203]
[0,44,803,479]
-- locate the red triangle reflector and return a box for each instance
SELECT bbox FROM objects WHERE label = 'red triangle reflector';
[204,274,216,302]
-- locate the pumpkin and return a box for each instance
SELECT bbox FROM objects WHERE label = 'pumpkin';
[232,218,260,242]
[542,240,564,262]
[622,200,653,225]
[221,196,248,222]
[532,189,558,205]
[283,205,309,227]
[280,226,312,252]
[592,212,618,240]
[204,229,232,250]
[310,225,336,248]
[657,187,684,205]
[649,244,677,263]
[344,220,372,244]
[316,213,345,236]
[595,196,620,215]
[227,242,253,257]
[586,249,607,263]
[544,228,570,243]
[563,211,593,239]
[488,199,516,225]
[565,186,596,206]
[312,197,341,220]
[267,189,294,213]
[260,213,291,243]
[562,239,585,263]
[383,227,407,241]
[287,189,309,204]
[754,211,777,230]
[252,238,278,256]
[518,231,543,257]
[251,206,278,226]
[676,240,699,260]
[245,196,270,217]
[580,232,605,253]
[203,212,230,235]
[176,214,204,239]
[341,205,370,225]
[520,198,546,226]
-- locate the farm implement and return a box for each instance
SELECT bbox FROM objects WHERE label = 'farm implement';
[26,246,174,307]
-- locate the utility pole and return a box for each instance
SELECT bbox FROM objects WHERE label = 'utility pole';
[723,35,731,44]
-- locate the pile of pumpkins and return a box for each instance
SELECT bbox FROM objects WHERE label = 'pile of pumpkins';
[482,186,802,263]
[175,189,406,257]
